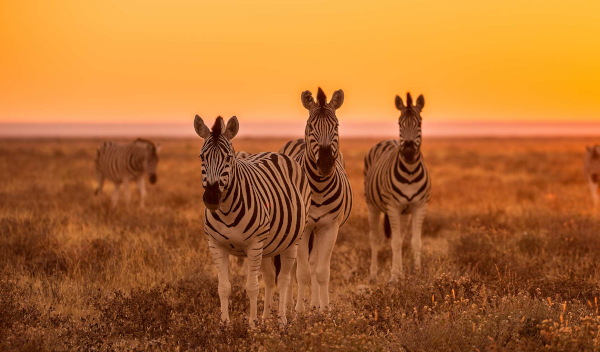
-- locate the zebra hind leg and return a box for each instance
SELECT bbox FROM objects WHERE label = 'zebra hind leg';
[260,258,276,320]
[276,245,297,325]
[367,204,382,282]
[94,175,104,196]
[295,230,311,314]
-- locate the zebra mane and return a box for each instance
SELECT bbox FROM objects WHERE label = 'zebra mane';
[317,87,327,107]
[212,116,224,139]
[134,138,157,154]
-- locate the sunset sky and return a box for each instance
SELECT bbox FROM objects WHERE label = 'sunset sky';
[1,0,599,126]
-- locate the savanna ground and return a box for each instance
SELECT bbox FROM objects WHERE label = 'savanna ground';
[2,137,600,351]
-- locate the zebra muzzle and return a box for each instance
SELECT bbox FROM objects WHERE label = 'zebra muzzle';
[203,182,222,211]
[316,145,335,177]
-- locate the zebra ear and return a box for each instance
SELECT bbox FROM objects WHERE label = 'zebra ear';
[395,95,405,111]
[155,143,162,154]
[415,94,425,112]
[224,116,239,140]
[194,115,210,139]
[329,89,344,110]
[301,90,316,110]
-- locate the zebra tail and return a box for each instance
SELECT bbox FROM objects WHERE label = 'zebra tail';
[274,255,281,284]
[383,214,391,239]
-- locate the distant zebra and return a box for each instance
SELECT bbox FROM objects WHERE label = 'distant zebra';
[279,87,353,314]
[584,145,600,209]
[94,138,161,208]
[364,92,431,282]
[235,151,251,159]
[194,115,310,326]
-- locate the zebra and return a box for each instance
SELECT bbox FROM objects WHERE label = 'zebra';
[94,138,161,208]
[584,145,600,209]
[364,92,431,282]
[193,115,311,326]
[279,87,353,314]
[235,151,251,159]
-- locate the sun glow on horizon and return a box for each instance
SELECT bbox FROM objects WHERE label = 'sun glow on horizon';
[1,0,599,125]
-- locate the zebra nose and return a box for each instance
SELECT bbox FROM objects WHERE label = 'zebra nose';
[404,141,415,150]
[149,174,157,184]
[203,182,222,211]
[317,145,335,177]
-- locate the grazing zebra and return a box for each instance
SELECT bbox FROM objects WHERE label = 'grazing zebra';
[364,92,431,282]
[94,138,161,208]
[194,115,310,326]
[584,145,600,209]
[279,87,353,313]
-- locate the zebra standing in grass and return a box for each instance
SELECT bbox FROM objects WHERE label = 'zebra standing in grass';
[364,92,431,282]
[584,145,600,209]
[194,115,310,326]
[279,87,353,314]
[94,138,161,208]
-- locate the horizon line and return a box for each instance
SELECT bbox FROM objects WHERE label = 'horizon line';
[2,121,600,138]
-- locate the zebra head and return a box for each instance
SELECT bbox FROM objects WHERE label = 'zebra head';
[395,92,425,163]
[301,87,344,177]
[193,115,239,212]
[133,139,161,184]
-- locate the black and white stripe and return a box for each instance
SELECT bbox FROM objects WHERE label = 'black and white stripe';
[194,115,311,326]
[364,92,431,282]
[279,87,353,313]
[584,145,600,209]
[94,138,161,208]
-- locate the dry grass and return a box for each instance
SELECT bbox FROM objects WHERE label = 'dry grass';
[1,137,600,351]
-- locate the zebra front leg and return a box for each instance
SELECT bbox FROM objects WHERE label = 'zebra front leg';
[309,239,320,309]
[276,245,297,325]
[367,204,382,282]
[285,260,296,319]
[111,182,122,208]
[314,222,340,313]
[123,179,131,206]
[295,230,311,313]
[411,205,427,271]
[208,241,231,324]
[95,175,104,196]
[137,178,146,208]
[260,258,276,320]
[245,244,263,327]
[389,212,408,282]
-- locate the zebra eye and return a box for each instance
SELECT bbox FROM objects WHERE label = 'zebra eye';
[226,155,233,162]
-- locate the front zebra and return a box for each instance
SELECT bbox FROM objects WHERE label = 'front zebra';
[94,138,161,208]
[584,145,600,209]
[194,115,310,326]
[364,92,431,282]
[280,87,353,313]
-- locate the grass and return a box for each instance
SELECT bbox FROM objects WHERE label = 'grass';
[1,137,600,351]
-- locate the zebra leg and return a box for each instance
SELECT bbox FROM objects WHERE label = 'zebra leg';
[111,182,122,208]
[260,258,276,320]
[295,227,312,313]
[411,205,427,271]
[286,260,296,319]
[314,222,340,313]
[245,244,263,327]
[308,240,320,309]
[367,204,382,282]
[94,175,104,196]
[389,212,407,282]
[276,245,297,325]
[208,241,231,324]
[137,178,147,208]
[123,179,131,206]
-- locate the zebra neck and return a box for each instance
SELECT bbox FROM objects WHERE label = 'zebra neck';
[302,154,334,183]
[396,149,423,174]
[218,164,240,214]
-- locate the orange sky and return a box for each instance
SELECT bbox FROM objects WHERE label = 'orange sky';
[1,0,599,124]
